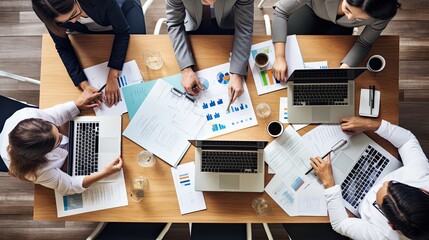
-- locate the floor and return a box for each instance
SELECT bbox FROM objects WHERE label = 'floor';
[0,0,428,239]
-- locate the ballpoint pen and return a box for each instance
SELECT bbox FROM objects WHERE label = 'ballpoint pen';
[305,139,348,175]
[97,84,107,93]
[369,85,373,115]
[226,89,236,112]
[371,85,375,115]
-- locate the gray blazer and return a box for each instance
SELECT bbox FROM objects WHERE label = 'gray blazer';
[272,0,392,66]
[166,0,254,75]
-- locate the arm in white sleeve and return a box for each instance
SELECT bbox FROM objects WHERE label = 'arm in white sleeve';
[375,120,429,167]
[36,168,87,195]
[325,185,388,240]
[41,101,80,126]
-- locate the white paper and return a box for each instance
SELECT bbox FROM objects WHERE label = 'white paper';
[248,36,305,95]
[55,170,128,217]
[84,60,143,116]
[279,97,289,124]
[304,61,328,69]
[171,162,206,215]
[303,124,351,158]
[195,63,258,139]
[123,79,206,166]
[265,174,327,216]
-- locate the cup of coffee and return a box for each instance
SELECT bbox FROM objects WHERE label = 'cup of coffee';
[254,52,269,69]
[367,55,386,73]
[267,120,284,137]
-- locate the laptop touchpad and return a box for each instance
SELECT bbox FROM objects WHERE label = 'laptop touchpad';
[312,107,330,122]
[99,137,120,153]
[333,152,354,175]
[219,175,240,189]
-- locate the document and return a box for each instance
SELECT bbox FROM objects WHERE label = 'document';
[123,79,206,166]
[84,60,143,116]
[303,124,351,158]
[54,171,128,217]
[304,61,328,69]
[278,97,308,131]
[249,36,305,95]
[265,174,327,216]
[122,73,183,120]
[171,162,206,215]
[195,63,258,139]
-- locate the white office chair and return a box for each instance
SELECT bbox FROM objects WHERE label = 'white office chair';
[258,0,267,9]
[154,18,167,35]
[0,70,40,85]
[264,14,272,36]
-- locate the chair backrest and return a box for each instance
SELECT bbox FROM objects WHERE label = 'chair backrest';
[0,96,38,172]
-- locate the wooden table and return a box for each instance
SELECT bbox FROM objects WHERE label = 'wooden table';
[35,34,399,222]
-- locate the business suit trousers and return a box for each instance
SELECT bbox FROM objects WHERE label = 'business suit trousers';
[287,5,353,35]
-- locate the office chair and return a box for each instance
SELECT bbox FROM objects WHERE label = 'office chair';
[0,95,38,172]
[283,223,350,240]
[257,0,267,9]
[189,223,273,240]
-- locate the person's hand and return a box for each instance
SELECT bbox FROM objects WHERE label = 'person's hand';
[102,156,123,175]
[310,154,335,189]
[273,56,288,82]
[340,63,350,68]
[340,117,381,135]
[181,67,204,96]
[74,88,102,110]
[228,74,244,104]
[105,68,121,107]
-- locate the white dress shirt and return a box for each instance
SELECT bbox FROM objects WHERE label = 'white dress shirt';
[324,120,429,240]
[0,102,88,195]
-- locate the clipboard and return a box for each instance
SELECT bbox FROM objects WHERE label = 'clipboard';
[359,88,380,117]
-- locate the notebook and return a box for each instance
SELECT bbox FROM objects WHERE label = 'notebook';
[287,68,366,123]
[67,115,122,181]
[189,140,268,192]
[330,133,402,216]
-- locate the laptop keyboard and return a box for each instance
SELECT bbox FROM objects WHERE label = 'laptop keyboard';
[293,84,348,106]
[201,151,258,173]
[74,122,99,176]
[340,145,390,208]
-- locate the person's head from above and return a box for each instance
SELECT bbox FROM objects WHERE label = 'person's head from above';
[201,0,216,5]
[8,118,62,180]
[376,181,429,239]
[32,0,83,37]
[342,0,401,21]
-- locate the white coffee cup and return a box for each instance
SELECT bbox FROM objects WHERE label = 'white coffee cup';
[267,120,284,138]
[254,52,270,69]
[367,55,386,73]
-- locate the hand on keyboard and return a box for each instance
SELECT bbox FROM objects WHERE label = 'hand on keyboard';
[310,154,335,189]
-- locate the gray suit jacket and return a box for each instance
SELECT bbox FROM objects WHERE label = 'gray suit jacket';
[272,0,392,66]
[166,0,254,75]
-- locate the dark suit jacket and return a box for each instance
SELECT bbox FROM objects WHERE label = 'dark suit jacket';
[51,0,130,86]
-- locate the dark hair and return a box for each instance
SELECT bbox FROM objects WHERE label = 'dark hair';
[381,181,429,240]
[346,0,401,20]
[8,118,56,181]
[32,0,75,37]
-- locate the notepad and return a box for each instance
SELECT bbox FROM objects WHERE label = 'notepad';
[359,88,380,117]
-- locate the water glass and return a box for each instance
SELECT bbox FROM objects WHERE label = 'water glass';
[130,176,149,202]
[137,150,156,167]
[252,197,272,216]
[144,50,163,70]
[255,103,271,119]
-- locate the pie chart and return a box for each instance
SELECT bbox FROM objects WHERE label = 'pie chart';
[217,72,230,84]
[200,77,209,90]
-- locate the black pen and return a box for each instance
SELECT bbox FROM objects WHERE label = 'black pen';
[305,139,348,175]
[98,84,107,93]
[226,89,236,112]
[371,85,375,115]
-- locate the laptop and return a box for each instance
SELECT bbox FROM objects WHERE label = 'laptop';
[287,68,366,123]
[67,116,122,181]
[189,140,268,192]
[330,133,402,216]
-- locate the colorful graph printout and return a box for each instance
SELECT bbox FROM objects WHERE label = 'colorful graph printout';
[195,63,258,139]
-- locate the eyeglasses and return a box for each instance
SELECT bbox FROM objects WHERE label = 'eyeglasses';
[372,201,386,218]
[66,0,82,22]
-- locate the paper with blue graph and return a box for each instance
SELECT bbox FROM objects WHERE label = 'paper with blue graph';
[194,63,258,139]
[171,162,206,215]
[84,60,143,116]
[249,35,304,95]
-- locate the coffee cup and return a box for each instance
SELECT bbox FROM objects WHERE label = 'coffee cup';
[267,120,284,137]
[367,55,386,73]
[254,52,269,69]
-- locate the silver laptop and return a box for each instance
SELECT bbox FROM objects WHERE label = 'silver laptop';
[287,68,366,123]
[329,133,402,216]
[67,116,122,181]
[190,140,268,192]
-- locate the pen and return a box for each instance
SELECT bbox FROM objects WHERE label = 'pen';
[226,89,236,112]
[371,85,375,115]
[97,84,107,93]
[305,139,348,175]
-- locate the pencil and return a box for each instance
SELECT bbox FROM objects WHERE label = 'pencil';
[226,89,236,112]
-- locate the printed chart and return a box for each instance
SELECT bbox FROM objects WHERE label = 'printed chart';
[195,63,258,139]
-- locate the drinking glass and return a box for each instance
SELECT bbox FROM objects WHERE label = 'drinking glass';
[252,197,272,216]
[144,50,163,70]
[137,150,156,167]
[255,103,271,119]
[130,176,149,202]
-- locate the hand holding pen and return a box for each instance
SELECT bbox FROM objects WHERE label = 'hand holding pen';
[305,139,347,175]
[227,73,245,104]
